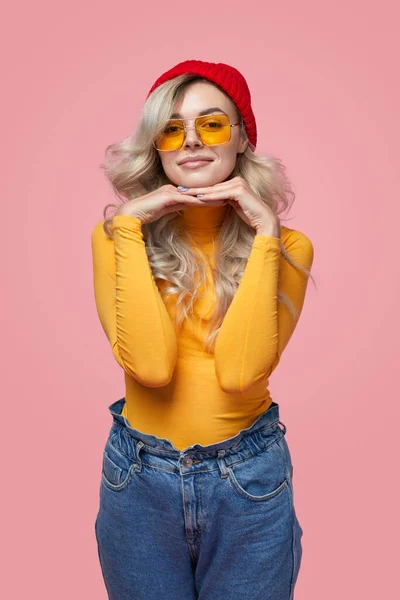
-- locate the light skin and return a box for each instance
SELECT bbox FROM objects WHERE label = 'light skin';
[158,81,280,238]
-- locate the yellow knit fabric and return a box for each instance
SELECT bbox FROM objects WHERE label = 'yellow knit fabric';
[91,205,314,450]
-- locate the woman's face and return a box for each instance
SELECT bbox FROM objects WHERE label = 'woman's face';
[157,81,248,188]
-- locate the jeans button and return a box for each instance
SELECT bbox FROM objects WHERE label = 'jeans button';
[182,457,193,467]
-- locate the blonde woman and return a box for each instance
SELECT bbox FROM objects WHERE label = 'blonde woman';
[92,59,315,600]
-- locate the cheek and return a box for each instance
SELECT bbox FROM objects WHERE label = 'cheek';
[159,155,177,175]
[159,155,182,185]
[161,152,179,169]
[214,147,238,171]
[218,144,237,162]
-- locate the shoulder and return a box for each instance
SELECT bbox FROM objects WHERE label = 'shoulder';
[280,225,314,266]
[91,219,109,244]
[281,224,313,249]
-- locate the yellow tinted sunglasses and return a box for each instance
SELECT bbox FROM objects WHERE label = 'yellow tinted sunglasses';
[154,113,242,151]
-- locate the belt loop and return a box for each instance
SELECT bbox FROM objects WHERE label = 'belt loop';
[134,440,145,472]
[216,449,229,479]
[278,421,287,435]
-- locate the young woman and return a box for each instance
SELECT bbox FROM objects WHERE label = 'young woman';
[91,59,315,600]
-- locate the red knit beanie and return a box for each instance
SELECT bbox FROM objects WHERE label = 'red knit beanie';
[146,59,257,151]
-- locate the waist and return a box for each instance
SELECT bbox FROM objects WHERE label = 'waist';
[111,396,281,456]
[121,365,273,451]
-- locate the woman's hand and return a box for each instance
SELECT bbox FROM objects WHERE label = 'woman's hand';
[115,184,218,225]
[177,176,281,237]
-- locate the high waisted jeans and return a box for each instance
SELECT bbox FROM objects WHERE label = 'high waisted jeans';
[94,398,303,600]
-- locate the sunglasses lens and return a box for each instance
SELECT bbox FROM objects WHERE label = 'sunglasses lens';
[155,120,185,151]
[197,114,231,146]
[154,114,232,150]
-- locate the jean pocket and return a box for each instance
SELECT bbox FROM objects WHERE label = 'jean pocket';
[101,442,136,492]
[227,437,289,503]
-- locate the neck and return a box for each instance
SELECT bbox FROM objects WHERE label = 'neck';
[178,204,229,235]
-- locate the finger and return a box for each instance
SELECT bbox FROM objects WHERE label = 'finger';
[199,199,229,205]
[170,194,208,204]
[191,190,236,201]
[163,203,188,213]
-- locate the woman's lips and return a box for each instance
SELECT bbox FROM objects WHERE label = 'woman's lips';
[179,160,213,169]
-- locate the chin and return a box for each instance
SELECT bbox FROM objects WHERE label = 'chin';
[167,164,232,187]
[180,173,226,186]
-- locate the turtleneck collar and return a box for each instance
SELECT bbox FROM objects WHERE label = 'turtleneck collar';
[178,204,229,234]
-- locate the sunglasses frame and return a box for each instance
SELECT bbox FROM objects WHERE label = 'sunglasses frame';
[153,112,243,151]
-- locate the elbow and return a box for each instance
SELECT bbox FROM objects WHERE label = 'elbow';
[137,370,174,387]
[216,372,262,395]
[217,381,246,395]
[216,357,280,395]
[217,376,263,395]
[127,358,175,387]
[217,377,239,395]
[113,342,176,387]
[124,362,175,387]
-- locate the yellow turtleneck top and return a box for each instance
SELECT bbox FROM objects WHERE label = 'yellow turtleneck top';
[91,204,314,451]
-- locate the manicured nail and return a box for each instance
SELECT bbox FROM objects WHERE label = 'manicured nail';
[177,186,188,191]
[197,194,204,198]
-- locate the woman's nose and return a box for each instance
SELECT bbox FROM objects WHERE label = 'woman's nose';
[183,124,203,148]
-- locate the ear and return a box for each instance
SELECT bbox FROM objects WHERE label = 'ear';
[237,128,249,153]
[238,139,248,154]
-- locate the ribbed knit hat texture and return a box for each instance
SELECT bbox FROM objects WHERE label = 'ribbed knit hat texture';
[146,59,257,150]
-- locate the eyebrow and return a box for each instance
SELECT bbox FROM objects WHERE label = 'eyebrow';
[169,107,227,119]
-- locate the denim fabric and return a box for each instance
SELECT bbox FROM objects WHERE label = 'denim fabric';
[94,397,303,600]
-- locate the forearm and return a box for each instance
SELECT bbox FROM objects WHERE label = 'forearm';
[214,234,281,394]
[91,216,177,386]
[214,227,315,394]
[112,215,177,384]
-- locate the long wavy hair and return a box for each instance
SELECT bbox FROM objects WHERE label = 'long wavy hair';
[99,73,316,353]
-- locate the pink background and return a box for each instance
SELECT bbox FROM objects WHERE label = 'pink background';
[3,0,399,597]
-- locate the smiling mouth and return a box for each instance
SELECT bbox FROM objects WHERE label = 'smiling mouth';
[179,160,213,169]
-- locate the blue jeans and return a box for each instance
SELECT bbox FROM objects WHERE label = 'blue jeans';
[94,397,303,600]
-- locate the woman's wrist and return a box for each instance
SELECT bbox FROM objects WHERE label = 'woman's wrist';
[115,208,142,222]
[256,222,280,238]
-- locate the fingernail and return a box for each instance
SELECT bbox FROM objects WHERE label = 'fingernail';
[177,186,188,191]
[197,194,204,198]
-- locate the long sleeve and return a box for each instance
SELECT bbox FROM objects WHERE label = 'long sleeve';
[91,215,177,386]
[214,228,314,394]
